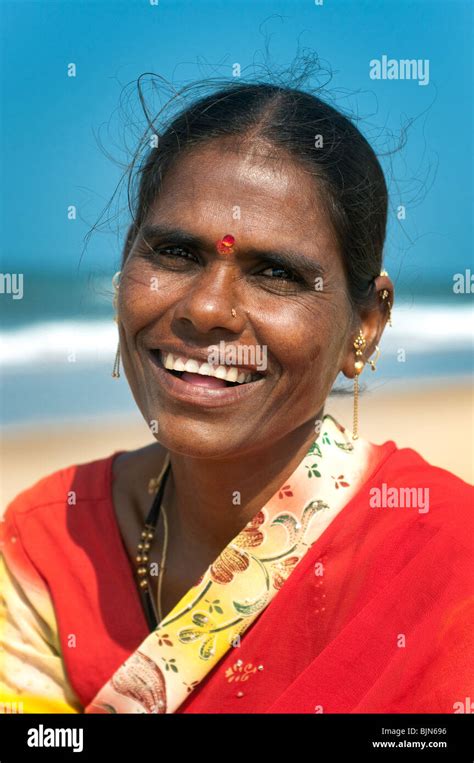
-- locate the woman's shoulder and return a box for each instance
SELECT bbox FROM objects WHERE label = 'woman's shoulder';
[369,437,473,536]
[3,451,122,519]
[2,441,168,529]
[377,438,472,490]
[1,451,140,549]
[0,452,126,597]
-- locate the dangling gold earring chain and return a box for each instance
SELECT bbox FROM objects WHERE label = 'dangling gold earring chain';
[352,329,367,441]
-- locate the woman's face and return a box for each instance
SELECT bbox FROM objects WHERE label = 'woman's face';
[118,139,356,458]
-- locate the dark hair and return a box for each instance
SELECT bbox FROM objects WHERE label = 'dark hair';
[124,81,388,313]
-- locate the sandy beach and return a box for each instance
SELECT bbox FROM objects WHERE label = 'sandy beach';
[1,379,472,512]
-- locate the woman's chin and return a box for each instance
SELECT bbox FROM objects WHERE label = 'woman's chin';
[146,423,258,460]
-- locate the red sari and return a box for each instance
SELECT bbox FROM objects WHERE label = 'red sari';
[1,434,473,713]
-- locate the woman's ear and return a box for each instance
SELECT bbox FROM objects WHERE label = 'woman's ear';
[340,274,394,379]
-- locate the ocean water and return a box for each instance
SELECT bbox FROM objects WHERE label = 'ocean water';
[0,274,472,428]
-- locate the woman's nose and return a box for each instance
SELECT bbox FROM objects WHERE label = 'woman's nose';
[171,262,244,335]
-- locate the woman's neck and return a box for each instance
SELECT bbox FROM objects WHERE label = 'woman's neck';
[162,412,323,558]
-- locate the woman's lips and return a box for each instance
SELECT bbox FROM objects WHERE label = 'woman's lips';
[146,349,266,408]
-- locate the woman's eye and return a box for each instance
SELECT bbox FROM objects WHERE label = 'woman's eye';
[260,266,299,282]
[155,245,195,260]
[140,245,304,289]
[140,244,198,266]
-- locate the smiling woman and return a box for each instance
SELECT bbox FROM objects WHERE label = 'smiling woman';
[0,81,472,715]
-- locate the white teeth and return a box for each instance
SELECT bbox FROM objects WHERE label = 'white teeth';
[163,353,174,370]
[183,358,200,373]
[160,351,261,385]
[214,366,228,380]
[173,357,186,372]
[226,367,239,383]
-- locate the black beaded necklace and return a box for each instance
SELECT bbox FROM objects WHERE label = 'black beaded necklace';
[136,461,172,631]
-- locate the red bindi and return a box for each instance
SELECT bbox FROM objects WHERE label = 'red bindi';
[216,234,235,254]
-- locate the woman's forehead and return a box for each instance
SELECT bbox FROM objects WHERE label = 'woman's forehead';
[152,142,337,248]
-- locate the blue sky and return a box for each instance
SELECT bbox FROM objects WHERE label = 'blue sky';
[1,0,472,289]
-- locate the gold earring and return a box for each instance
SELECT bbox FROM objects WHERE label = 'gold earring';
[112,270,121,379]
[368,345,380,371]
[112,343,121,379]
[112,270,121,308]
[352,329,366,441]
[381,290,393,327]
[379,271,393,328]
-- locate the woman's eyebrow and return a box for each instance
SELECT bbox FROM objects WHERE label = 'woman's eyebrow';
[140,223,326,277]
[140,223,204,250]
